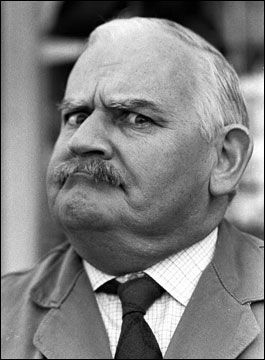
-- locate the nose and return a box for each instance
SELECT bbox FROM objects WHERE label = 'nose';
[68,111,113,159]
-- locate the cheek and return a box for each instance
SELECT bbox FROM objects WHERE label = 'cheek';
[123,133,210,200]
[126,136,197,181]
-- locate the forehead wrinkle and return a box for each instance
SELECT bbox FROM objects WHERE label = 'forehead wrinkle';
[57,96,170,119]
[65,38,195,122]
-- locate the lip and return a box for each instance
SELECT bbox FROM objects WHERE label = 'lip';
[73,171,93,179]
[66,171,125,191]
[70,171,103,184]
[60,171,90,187]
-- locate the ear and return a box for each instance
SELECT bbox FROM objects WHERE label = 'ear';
[209,124,253,198]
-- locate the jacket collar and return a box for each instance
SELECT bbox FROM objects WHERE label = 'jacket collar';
[212,219,263,304]
[30,242,83,308]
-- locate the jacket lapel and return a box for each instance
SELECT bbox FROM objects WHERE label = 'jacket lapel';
[31,245,112,359]
[165,220,263,359]
[164,264,260,359]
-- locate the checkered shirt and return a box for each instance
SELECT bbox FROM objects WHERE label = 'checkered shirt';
[83,228,218,357]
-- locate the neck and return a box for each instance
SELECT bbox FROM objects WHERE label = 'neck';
[64,203,225,276]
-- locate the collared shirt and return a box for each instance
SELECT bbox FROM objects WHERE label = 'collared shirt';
[83,228,218,357]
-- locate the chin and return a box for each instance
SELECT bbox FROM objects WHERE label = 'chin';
[55,193,115,232]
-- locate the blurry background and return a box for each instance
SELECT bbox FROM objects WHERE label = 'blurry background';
[1,1,264,275]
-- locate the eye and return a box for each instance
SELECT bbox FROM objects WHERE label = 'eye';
[126,113,154,128]
[64,112,88,126]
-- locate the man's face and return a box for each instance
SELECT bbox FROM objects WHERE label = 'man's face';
[46,26,213,237]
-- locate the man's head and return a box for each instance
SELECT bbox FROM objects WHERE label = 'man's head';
[46,17,253,274]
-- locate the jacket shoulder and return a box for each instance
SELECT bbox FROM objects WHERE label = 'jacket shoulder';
[220,220,264,267]
[241,228,264,249]
[215,220,264,303]
[240,226,264,263]
[1,241,70,359]
[2,241,70,297]
[223,219,264,246]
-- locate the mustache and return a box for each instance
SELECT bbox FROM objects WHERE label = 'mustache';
[53,158,124,188]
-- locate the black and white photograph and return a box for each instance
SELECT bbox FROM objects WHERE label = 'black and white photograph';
[1,1,264,359]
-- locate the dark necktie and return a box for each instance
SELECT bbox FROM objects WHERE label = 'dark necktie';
[98,275,165,359]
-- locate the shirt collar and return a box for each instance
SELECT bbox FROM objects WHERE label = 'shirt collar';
[83,261,115,292]
[83,228,218,306]
[144,228,218,305]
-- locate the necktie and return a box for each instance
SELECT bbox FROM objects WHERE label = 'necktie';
[98,275,164,359]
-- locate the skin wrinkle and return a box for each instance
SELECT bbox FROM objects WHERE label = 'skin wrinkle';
[90,18,249,140]
[73,33,196,122]
[46,18,251,275]
[48,28,211,262]
[90,24,204,120]
[59,97,171,125]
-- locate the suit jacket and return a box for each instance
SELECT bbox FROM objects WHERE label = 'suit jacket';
[1,220,264,359]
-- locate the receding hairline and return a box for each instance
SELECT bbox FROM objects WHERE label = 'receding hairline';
[83,17,213,107]
[87,17,222,61]
[82,17,249,144]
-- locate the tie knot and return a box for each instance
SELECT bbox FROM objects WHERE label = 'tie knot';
[98,275,164,317]
[118,275,164,316]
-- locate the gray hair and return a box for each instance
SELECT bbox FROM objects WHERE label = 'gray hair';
[88,17,249,143]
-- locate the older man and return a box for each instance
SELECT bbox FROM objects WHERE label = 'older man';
[1,17,264,359]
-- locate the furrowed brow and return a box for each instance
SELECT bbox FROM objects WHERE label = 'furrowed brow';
[56,99,90,112]
[107,98,164,114]
[57,97,165,115]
